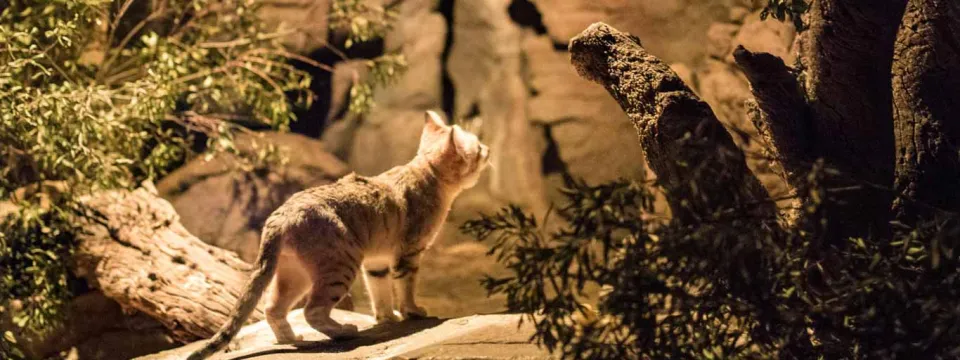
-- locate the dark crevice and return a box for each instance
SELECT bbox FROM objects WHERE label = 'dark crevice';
[508,0,547,35]
[438,0,456,119]
[289,34,384,138]
[507,0,568,51]
[464,103,481,119]
[541,125,570,176]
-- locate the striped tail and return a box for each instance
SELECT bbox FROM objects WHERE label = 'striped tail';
[186,229,283,360]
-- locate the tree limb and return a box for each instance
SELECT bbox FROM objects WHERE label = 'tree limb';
[569,23,774,223]
[733,46,812,189]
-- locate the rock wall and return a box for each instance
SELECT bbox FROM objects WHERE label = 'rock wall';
[307,0,799,214]
[157,132,349,262]
[222,0,805,220]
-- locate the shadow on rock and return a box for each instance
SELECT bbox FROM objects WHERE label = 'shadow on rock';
[225,317,446,360]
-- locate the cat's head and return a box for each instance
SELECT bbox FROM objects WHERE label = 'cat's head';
[417,110,490,189]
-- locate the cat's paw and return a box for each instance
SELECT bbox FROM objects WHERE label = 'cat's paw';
[400,305,428,320]
[275,334,303,344]
[330,324,359,339]
[375,311,402,324]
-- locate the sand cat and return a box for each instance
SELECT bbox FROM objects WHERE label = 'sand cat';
[188,111,490,359]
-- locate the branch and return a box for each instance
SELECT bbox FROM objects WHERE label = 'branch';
[568,23,775,224]
[733,46,812,189]
[72,187,264,342]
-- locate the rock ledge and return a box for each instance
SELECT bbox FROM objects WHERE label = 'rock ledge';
[137,310,552,360]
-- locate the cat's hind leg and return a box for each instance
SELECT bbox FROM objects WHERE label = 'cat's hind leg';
[302,252,361,339]
[264,254,311,344]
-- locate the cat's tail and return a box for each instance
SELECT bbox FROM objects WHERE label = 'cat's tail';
[186,227,283,360]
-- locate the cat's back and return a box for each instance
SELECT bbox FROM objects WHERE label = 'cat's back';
[264,172,401,234]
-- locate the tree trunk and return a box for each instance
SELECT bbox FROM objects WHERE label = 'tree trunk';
[790,0,908,238]
[891,0,960,220]
[568,23,774,224]
[796,0,907,182]
[71,185,265,343]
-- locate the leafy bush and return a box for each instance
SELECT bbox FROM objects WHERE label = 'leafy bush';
[464,168,960,359]
[0,0,402,357]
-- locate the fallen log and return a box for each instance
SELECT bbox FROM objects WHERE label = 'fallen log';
[71,184,265,343]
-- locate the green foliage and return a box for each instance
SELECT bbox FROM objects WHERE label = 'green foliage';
[761,0,810,31]
[0,203,77,359]
[329,0,397,49]
[328,0,407,115]
[0,0,398,357]
[464,171,960,359]
[348,52,407,115]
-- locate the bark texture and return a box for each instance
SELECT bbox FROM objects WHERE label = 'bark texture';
[891,0,960,219]
[797,0,906,182]
[72,185,265,343]
[569,23,774,223]
[733,46,811,189]
[792,0,908,237]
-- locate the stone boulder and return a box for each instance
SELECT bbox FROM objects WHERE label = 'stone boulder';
[136,310,552,360]
[157,132,349,262]
[706,22,742,59]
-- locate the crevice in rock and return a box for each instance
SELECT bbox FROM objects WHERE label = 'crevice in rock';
[464,103,481,119]
[437,0,456,119]
[540,125,570,177]
[508,0,547,35]
[507,0,568,51]
[290,35,384,138]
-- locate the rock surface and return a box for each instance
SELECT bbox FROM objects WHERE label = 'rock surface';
[530,0,732,63]
[137,310,552,360]
[157,132,349,262]
[446,0,550,216]
[324,1,447,177]
[258,0,330,55]
[523,35,647,188]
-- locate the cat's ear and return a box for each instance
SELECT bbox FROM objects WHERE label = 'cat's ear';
[419,110,449,154]
[424,110,446,134]
[446,125,470,157]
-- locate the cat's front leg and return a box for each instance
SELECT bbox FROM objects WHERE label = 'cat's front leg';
[362,262,402,324]
[393,252,427,319]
